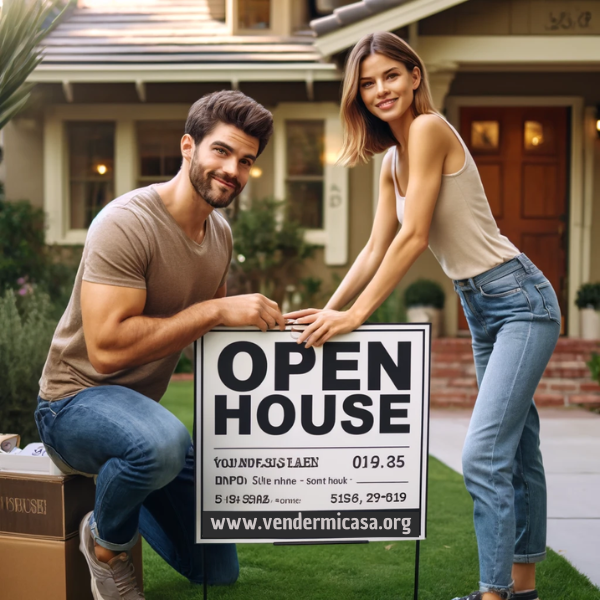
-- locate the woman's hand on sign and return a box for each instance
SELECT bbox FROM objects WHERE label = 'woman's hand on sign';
[285,308,361,348]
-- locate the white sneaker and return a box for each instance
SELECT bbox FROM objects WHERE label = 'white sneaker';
[79,511,144,599]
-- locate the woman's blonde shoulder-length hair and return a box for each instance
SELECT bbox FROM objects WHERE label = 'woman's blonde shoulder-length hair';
[338,31,438,167]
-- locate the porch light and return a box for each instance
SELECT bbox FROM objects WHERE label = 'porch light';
[249,166,262,178]
[96,164,108,175]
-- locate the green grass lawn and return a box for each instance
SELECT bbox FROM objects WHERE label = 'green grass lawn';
[144,381,600,599]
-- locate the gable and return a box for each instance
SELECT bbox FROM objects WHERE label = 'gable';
[420,0,600,36]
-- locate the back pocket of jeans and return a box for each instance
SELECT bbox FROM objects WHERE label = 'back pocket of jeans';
[43,443,89,477]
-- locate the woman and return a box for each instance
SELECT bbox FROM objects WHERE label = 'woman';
[285,32,560,600]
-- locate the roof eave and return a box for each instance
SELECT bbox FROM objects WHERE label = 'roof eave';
[28,62,342,84]
[313,0,470,57]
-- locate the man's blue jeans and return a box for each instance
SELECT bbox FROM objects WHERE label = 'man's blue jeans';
[454,254,561,598]
[34,385,239,585]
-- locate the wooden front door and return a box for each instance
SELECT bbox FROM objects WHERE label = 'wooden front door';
[458,106,569,334]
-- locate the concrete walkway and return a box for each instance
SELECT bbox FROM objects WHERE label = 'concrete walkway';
[429,407,600,589]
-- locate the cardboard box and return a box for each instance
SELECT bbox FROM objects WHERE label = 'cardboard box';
[0,533,144,600]
[0,450,65,476]
[0,473,96,539]
[0,471,143,599]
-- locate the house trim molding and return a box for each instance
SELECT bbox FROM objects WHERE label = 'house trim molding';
[418,36,600,67]
[446,95,588,338]
[30,63,340,84]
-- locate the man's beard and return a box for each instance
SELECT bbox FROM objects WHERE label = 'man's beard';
[189,154,242,209]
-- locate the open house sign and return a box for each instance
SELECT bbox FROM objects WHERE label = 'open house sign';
[195,324,430,544]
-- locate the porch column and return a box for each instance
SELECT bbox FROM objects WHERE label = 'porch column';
[427,62,458,111]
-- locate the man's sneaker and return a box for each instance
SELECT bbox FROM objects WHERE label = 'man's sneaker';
[79,511,144,599]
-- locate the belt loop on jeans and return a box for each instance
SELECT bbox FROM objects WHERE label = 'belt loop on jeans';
[468,277,478,293]
[516,253,532,273]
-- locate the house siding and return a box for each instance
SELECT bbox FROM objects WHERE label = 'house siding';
[420,0,600,36]
[3,117,44,209]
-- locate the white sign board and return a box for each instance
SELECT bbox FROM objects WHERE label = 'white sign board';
[195,324,430,544]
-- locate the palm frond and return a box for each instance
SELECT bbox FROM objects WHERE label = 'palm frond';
[0,0,71,129]
[0,92,31,131]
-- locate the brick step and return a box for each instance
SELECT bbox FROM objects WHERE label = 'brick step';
[430,338,600,408]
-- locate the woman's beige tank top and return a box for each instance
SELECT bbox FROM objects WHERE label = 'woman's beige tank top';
[390,114,519,280]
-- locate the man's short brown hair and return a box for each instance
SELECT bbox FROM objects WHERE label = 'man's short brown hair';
[185,90,273,157]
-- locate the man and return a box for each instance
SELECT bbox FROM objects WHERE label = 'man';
[34,90,285,599]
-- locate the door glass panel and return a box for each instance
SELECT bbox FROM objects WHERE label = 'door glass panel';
[239,0,270,29]
[524,121,544,150]
[471,121,499,151]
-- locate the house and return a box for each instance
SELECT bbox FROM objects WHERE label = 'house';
[3,0,600,338]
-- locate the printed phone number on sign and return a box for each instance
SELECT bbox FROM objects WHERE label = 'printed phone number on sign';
[213,492,408,506]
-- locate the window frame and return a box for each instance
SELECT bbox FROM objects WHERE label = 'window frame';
[44,104,190,245]
[272,102,349,266]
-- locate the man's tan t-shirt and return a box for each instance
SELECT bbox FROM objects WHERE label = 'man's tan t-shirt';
[39,186,232,402]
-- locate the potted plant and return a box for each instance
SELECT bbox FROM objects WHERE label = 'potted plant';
[403,279,445,338]
[575,283,600,340]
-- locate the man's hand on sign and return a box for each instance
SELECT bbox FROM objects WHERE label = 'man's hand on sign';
[284,308,361,348]
[217,293,286,332]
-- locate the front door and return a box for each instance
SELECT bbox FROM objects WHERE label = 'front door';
[458,106,569,334]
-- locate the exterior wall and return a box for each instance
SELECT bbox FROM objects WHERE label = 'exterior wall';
[420,0,600,35]
[3,115,44,208]
[590,136,600,283]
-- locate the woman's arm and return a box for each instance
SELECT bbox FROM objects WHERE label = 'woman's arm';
[325,150,400,310]
[285,151,398,322]
[294,115,448,347]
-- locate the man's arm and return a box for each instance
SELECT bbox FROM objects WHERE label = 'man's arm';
[81,281,285,375]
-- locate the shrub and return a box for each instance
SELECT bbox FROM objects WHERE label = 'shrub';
[230,198,315,305]
[175,353,193,374]
[403,279,445,309]
[0,196,47,291]
[368,289,406,324]
[0,290,57,444]
[588,353,600,385]
[575,283,600,310]
[0,192,81,318]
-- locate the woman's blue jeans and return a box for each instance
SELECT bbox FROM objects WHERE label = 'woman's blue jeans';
[454,254,561,598]
[34,385,239,585]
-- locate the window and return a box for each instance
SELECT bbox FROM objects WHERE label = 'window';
[285,120,325,229]
[239,0,270,29]
[137,121,184,187]
[67,122,115,229]
[471,120,499,151]
[273,103,348,266]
